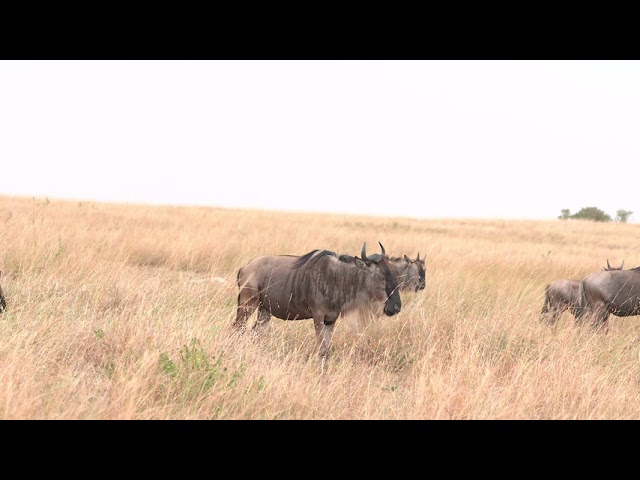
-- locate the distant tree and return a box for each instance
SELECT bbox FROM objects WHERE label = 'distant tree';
[558,209,571,220]
[615,209,633,223]
[570,207,611,222]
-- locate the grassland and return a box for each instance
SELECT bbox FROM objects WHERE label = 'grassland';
[1,194,640,419]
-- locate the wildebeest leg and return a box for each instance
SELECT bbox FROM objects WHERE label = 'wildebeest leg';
[252,306,271,334]
[314,313,338,369]
[573,303,590,326]
[591,308,610,334]
[234,287,260,331]
[576,306,601,329]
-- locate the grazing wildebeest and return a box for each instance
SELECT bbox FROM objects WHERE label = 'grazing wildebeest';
[235,242,401,361]
[0,271,5,313]
[389,253,426,292]
[540,260,624,326]
[540,278,581,326]
[575,262,640,333]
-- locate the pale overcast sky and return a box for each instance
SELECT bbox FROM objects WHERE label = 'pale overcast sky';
[1,60,638,221]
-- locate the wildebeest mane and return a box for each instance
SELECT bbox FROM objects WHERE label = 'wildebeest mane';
[338,254,355,263]
[292,249,336,269]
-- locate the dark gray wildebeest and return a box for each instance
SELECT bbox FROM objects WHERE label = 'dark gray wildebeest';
[540,260,624,326]
[575,261,640,333]
[235,242,401,362]
[388,253,426,292]
[0,271,5,313]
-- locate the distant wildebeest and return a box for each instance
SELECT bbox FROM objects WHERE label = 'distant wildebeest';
[540,260,624,326]
[575,261,640,333]
[0,271,5,313]
[389,253,426,292]
[235,242,401,362]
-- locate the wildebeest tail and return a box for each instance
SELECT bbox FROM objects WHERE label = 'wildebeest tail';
[540,284,550,315]
[236,267,243,305]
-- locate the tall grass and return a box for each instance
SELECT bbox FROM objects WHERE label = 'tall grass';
[1,194,639,419]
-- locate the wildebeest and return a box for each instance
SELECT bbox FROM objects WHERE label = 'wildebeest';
[540,278,581,326]
[540,260,624,326]
[0,271,5,313]
[575,262,640,333]
[389,253,426,292]
[234,242,401,361]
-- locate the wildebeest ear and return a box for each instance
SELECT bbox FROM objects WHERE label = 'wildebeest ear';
[354,257,367,269]
[404,255,411,263]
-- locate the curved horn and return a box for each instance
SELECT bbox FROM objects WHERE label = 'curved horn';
[378,241,386,257]
[607,259,611,269]
[361,242,369,262]
[416,252,420,261]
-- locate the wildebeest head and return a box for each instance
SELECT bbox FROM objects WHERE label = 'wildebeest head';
[0,271,5,313]
[387,252,426,292]
[407,252,426,291]
[355,242,401,316]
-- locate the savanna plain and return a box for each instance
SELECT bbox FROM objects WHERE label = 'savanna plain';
[2,195,640,419]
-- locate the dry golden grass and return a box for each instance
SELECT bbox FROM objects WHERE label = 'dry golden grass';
[1,194,640,419]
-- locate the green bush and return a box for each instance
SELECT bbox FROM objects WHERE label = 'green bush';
[558,207,613,222]
[615,210,633,223]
